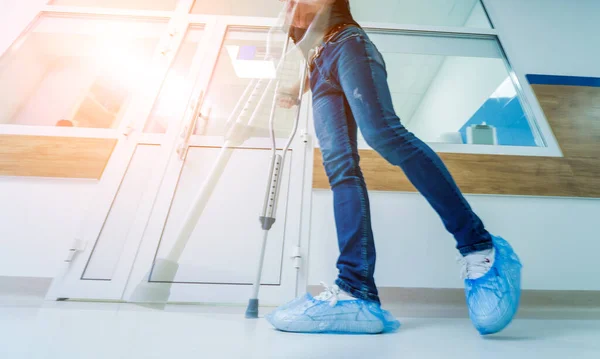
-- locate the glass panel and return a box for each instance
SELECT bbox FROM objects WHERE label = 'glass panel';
[191,0,492,29]
[50,0,180,11]
[83,145,161,280]
[144,26,205,133]
[150,147,290,285]
[363,31,540,147]
[196,28,305,139]
[0,15,166,128]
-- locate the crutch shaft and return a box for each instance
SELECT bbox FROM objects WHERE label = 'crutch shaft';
[166,144,234,262]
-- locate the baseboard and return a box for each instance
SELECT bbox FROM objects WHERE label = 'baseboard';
[0,276,52,297]
[308,286,600,320]
[2,278,598,320]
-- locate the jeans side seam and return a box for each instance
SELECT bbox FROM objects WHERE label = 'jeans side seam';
[343,39,376,300]
[342,115,370,287]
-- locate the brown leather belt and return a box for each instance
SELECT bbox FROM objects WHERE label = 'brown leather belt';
[309,23,358,70]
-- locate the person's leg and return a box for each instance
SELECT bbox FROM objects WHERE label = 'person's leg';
[316,26,521,335]
[264,38,401,334]
[320,27,492,255]
[310,76,379,304]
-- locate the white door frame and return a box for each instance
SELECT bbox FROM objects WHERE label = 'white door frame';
[44,2,223,300]
[44,10,313,305]
[121,16,313,305]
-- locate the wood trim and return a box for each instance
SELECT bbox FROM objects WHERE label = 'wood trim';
[0,135,117,179]
[313,84,600,198]
[531,85,600,159]
[566,158,600,198]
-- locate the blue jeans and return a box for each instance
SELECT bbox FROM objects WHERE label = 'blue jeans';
[310,26,493,304]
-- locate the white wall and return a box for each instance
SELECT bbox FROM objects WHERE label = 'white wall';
[309,0,600,291]
[0,177,97,277]
[309,192,600,291]
[464,1,490,28]
[483,0,600,78]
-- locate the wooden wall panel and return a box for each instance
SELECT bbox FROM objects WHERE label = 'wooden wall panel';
[532,85,600,159]
[437,154,579,197]
[0,135,117,179]
[313,149,415,192]
[314,149,581,197]
[567,158,600,198]
[313,83,600,198]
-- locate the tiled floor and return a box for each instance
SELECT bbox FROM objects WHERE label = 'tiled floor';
[1,295,600,359]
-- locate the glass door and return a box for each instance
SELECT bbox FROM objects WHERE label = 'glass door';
[44,7,220,300]
[123,17,311,305]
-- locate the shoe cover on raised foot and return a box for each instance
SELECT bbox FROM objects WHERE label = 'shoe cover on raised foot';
[265,294,400,334]
[464,236,522,335]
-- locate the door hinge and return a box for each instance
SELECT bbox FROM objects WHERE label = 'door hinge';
[65,238,87,263]
[123,125,135,137]
[300,130,310,144]
[291,246,302,269]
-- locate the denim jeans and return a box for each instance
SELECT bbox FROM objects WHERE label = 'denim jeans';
[309,26,493,304]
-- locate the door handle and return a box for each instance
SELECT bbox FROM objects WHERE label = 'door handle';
[196,106,212,136]
[177,91,204,160]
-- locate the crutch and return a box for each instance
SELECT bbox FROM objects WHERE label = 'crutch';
[244,54,309,318]
[245,0,335,318]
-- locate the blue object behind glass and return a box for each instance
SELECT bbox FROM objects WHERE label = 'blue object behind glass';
[458,95,536,147]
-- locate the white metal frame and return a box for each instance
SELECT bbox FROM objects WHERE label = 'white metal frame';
[480,0,564,158]
[353,22,562,158]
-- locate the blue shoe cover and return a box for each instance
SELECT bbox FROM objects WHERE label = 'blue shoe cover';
[465,236,522,335]
[266,294,400,334]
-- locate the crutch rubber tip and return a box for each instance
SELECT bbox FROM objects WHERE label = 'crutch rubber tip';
[245,299,259,319]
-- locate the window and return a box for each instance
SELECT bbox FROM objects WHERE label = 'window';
[196,28,305,139]
[360,30,542,147]
[0,15,167,128]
